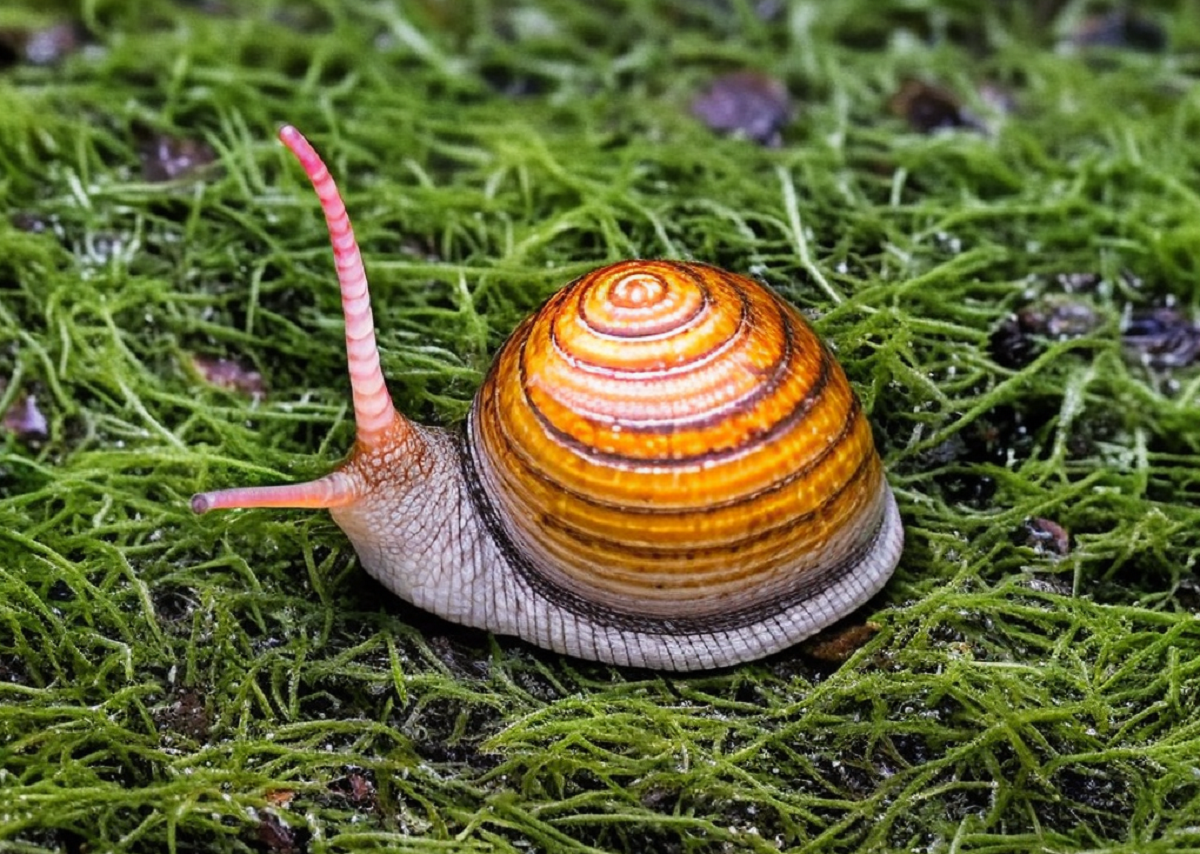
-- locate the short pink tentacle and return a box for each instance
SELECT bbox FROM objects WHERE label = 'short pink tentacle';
[278,124,401,450]
[191,471,359,513]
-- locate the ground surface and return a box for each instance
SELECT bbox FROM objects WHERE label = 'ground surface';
[2,1,1200,852]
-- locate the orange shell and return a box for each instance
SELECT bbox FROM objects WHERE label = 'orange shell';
[467,260,892,624]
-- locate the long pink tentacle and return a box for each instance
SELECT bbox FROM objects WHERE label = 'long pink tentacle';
[278,124,399,450]
[191,126,408,514]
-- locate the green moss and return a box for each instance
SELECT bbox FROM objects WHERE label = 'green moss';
[2,1,1200,851]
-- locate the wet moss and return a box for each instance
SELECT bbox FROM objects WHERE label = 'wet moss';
[2,1,1200,852]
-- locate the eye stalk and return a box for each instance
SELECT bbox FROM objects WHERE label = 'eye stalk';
[191,125,406,514]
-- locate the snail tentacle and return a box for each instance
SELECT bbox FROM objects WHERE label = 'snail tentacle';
[191,470,361,513]
[278,125,402,451]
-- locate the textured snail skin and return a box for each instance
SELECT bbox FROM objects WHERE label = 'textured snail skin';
[191,127,904,671]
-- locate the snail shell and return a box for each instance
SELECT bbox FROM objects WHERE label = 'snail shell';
[192,126,904,671]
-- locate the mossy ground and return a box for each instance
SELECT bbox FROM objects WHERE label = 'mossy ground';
[3,1,1200,852]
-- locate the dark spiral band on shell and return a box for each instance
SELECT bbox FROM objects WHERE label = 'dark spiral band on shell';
[523,307,823,461]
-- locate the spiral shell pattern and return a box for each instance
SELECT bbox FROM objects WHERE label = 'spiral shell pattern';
[468,260,895,628]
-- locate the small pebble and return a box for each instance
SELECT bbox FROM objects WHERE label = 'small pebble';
[330,769,377,809]
[140,133,218,182]
[989,297,1103,369]
[9,211,50,233]
[2,394,49,441]
[1121,306,1200,369]
[256,812,300,854]
[1072,11,1166,52]
[1022,517,1071,558]
[24,22,84,66]
[692,71,792,147]
[888,79,983,134]
[191,355,267,399]
[0,22,85,68]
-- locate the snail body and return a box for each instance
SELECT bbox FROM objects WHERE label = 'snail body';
[192,126,904,671]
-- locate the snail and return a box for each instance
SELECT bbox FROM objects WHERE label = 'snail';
[191,126,904,671]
